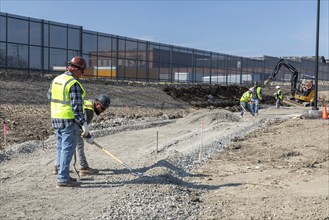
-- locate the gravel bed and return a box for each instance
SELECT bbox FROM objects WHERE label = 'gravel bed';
[0,114,288,219]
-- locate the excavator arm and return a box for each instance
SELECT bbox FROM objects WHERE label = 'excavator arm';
[264,58,298,97]
[321,56,328,63]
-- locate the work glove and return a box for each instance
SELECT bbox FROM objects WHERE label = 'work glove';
[84,133,94,145]
[81,122,89,137]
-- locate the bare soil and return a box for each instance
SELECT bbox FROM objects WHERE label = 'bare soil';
[0,71,328,219]
[193,118,329,219]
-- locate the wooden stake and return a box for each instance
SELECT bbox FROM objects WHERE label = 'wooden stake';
[3,122,8,148]
[4,132,6,148]
[156,131,159,155]
[199,122,204,163]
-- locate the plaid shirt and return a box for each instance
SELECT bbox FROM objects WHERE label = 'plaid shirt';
[48,72,86,129]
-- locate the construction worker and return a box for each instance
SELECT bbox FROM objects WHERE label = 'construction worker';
[304,80,314,96]
[250,81,262,115]
[274,85,283,109]
[48,56,91,188]
[240,89,255,117]
[53,94,111,176]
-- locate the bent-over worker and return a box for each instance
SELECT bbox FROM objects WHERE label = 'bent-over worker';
[240,89,255,117]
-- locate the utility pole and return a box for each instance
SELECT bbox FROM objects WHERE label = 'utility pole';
[313,0,320,110]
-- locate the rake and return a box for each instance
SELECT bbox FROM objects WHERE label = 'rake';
[94,141,149,177]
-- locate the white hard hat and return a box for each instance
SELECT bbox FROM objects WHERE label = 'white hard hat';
[276,85,280,89]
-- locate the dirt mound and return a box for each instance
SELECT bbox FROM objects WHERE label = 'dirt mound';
[177,109,240,128]
[163,84,275,111]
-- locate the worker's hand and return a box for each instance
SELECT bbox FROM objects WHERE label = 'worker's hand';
[84,133,94,144]
[85,135,94,145]
[81,122,89,137]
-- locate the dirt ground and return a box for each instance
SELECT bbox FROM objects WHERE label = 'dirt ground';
[0,71,328,219]
[193,117,329,219]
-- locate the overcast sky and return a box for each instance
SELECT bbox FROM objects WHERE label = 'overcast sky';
[1,0,328,58]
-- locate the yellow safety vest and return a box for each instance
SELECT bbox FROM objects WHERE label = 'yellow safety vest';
[83,100,94,113]
[274,89,283,100]
[240,91,251,102]
[50,73,86,119]
[250,86,262,99]
[256,87,262,99]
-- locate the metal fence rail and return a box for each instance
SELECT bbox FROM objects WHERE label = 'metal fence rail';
[1,12,328,86]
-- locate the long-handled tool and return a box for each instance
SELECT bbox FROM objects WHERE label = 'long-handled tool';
[72,151,80,179]
[94,141,149,177]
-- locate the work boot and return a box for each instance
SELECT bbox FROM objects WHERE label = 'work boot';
[57,180,81,188]
[70,177,77,182]
[53,165,58,175]
[79,167,99,176]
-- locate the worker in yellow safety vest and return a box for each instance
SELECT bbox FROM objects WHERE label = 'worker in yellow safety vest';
[240,89,255,117]
[250,81,263,115]
[274,85,284,109]
[48,56,91,188]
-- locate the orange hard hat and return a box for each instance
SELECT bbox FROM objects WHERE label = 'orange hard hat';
[68,56,87,69]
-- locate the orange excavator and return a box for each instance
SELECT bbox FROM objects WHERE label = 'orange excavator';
[264,58,315,105]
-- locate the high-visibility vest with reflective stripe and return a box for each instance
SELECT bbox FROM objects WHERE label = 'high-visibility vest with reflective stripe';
[83,100,94,113]
[240,91,251,102]
[256,87,262,99]
[274,89,283,100]
[83,100,95,124]
[50,73,86,119]
[250,86,262,99]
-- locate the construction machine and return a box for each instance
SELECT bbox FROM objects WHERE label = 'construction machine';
[264,58,315,105]
[321,56,329,64]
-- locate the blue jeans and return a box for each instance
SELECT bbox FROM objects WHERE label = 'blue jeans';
[251,98,260,114]
[240,102,254,116]
[55,123,80,182]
